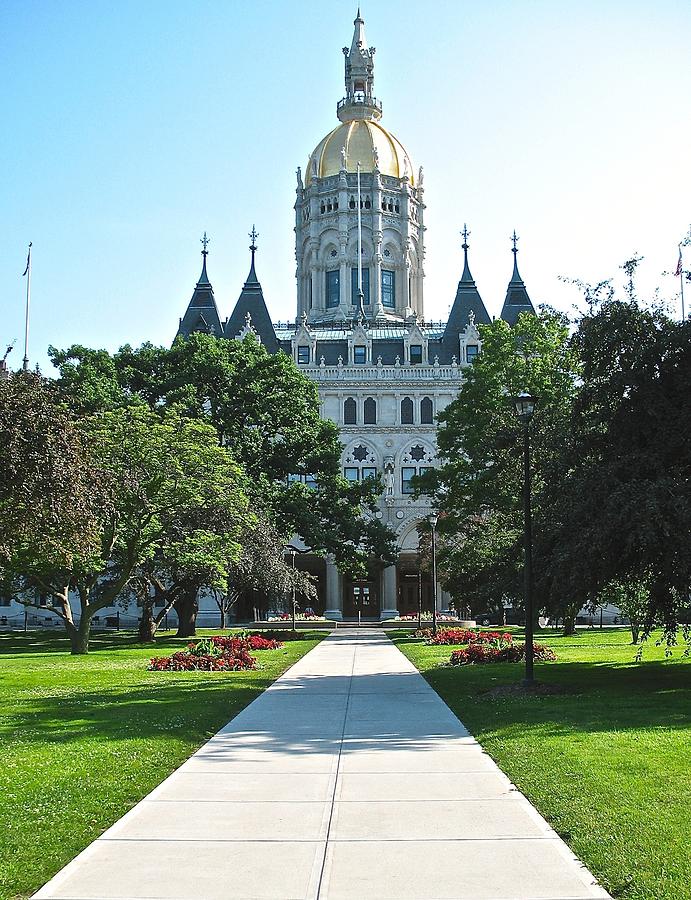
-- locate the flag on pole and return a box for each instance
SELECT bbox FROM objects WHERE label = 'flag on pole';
[22,242,32,276]
[675,247,683,278]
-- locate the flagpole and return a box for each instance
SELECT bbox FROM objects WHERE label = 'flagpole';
[357,161,363,316]
[680,245,685,321]
[23,242,32,371]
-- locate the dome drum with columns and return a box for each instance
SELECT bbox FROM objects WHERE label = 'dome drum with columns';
[295,10,424,326]
[176,11,536,622]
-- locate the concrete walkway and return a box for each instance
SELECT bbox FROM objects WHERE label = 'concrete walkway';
[35,629,610,900]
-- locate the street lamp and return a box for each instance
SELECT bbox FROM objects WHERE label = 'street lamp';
[512,392,537,685]
[429,513,439,636]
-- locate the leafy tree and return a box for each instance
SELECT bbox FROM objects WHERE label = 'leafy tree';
[536,299,691,641]
[5,403,249,653]
[0,372,106,608]
[51,334,397,578]
[219,517,317,627]
[420,310,578,623]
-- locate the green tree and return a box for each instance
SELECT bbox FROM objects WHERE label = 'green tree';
[421,310,578,623]
[52,334,396,579]
[6,404,249,653]
[0,372,106,610]
[536,299,691,640]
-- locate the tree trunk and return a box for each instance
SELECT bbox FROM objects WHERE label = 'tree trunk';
[138,605,157,642]
[174,587,199,638]
[68,615,92,654]
[630,622,640,644]
[562,613,577,636]
[219,606,226,630]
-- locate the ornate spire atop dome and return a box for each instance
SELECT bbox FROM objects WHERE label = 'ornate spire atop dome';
[338,9,381,123]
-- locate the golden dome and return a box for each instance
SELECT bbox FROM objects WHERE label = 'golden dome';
[306,119,415,187]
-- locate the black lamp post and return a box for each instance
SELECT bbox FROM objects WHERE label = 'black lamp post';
[290,548,297,631]
[512,392,537,685]
[429,513,439,636]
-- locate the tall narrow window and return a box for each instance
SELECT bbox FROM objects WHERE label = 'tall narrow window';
[350,267,370,304]
[381,269,395,308]
[364,397,377,424]
[353,346,367,365]
[401,467,416,495]
[420,396,433,424]
[326,270,340,308]
[466,344,479,363]
[401,397,414,424]
[344,467,359,482]
[344,397,357,424]
[297,346,310,365]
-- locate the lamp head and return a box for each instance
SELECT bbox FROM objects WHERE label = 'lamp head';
[512,392,537,424]
[429,513,439,529]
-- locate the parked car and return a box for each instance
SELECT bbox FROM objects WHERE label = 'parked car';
[474,607,524,627]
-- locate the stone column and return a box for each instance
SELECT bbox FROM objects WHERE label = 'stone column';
[380,564,398,620]
[324,556,343,621]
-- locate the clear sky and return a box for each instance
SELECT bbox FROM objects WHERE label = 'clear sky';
[1,0,690,372]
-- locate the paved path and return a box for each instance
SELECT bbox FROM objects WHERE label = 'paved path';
[35,629,610,900]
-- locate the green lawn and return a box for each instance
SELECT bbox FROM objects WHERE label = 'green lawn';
[392,627,691,900]
[0,628,323,900]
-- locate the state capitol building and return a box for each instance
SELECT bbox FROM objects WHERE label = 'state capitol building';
[177,11,535,622]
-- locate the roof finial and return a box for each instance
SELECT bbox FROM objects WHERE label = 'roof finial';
[460,223,473,283]
[511,229,519,255]
[249,225,258,253]
[461,223,470,251]
[201,231,210,256]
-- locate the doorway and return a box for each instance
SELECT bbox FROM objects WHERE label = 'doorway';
[344,580,379,619]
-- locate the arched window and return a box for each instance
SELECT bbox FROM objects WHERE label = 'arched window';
[344,397,357,425]
[420,396,434,424]
[364,397,377,425]
[401,396,414,424]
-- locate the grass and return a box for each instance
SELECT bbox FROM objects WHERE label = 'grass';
[391,626,691,900]
[0,627,323,900]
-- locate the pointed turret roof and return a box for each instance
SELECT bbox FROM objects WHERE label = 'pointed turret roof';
[500,231,536,326]
[442,226,491,351]
[224,227,279,352]
[176,234,224,339]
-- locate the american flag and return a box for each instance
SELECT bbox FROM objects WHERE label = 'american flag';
[675,247,683,277]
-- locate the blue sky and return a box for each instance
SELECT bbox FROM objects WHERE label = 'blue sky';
[1,0,690,371]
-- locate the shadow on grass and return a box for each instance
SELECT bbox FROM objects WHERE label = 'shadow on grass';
[0,628,323,656]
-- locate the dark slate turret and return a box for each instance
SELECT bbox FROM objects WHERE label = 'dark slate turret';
[500,231,536,326]
[177,234,224,339]
[441,226,491,360]
[224,227,279,353]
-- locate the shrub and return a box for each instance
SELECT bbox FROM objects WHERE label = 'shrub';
[449,642,557,665]
[248,629,303,642]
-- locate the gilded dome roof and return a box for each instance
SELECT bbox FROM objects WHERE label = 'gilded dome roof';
[306,119,415,187]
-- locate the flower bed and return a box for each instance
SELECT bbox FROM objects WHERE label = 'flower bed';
[395,612,457,622]
[148,632,284,672]
[425,628,514,646]
[149,648,257,671]
[268,612,325,621]
[449,642,557,665]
